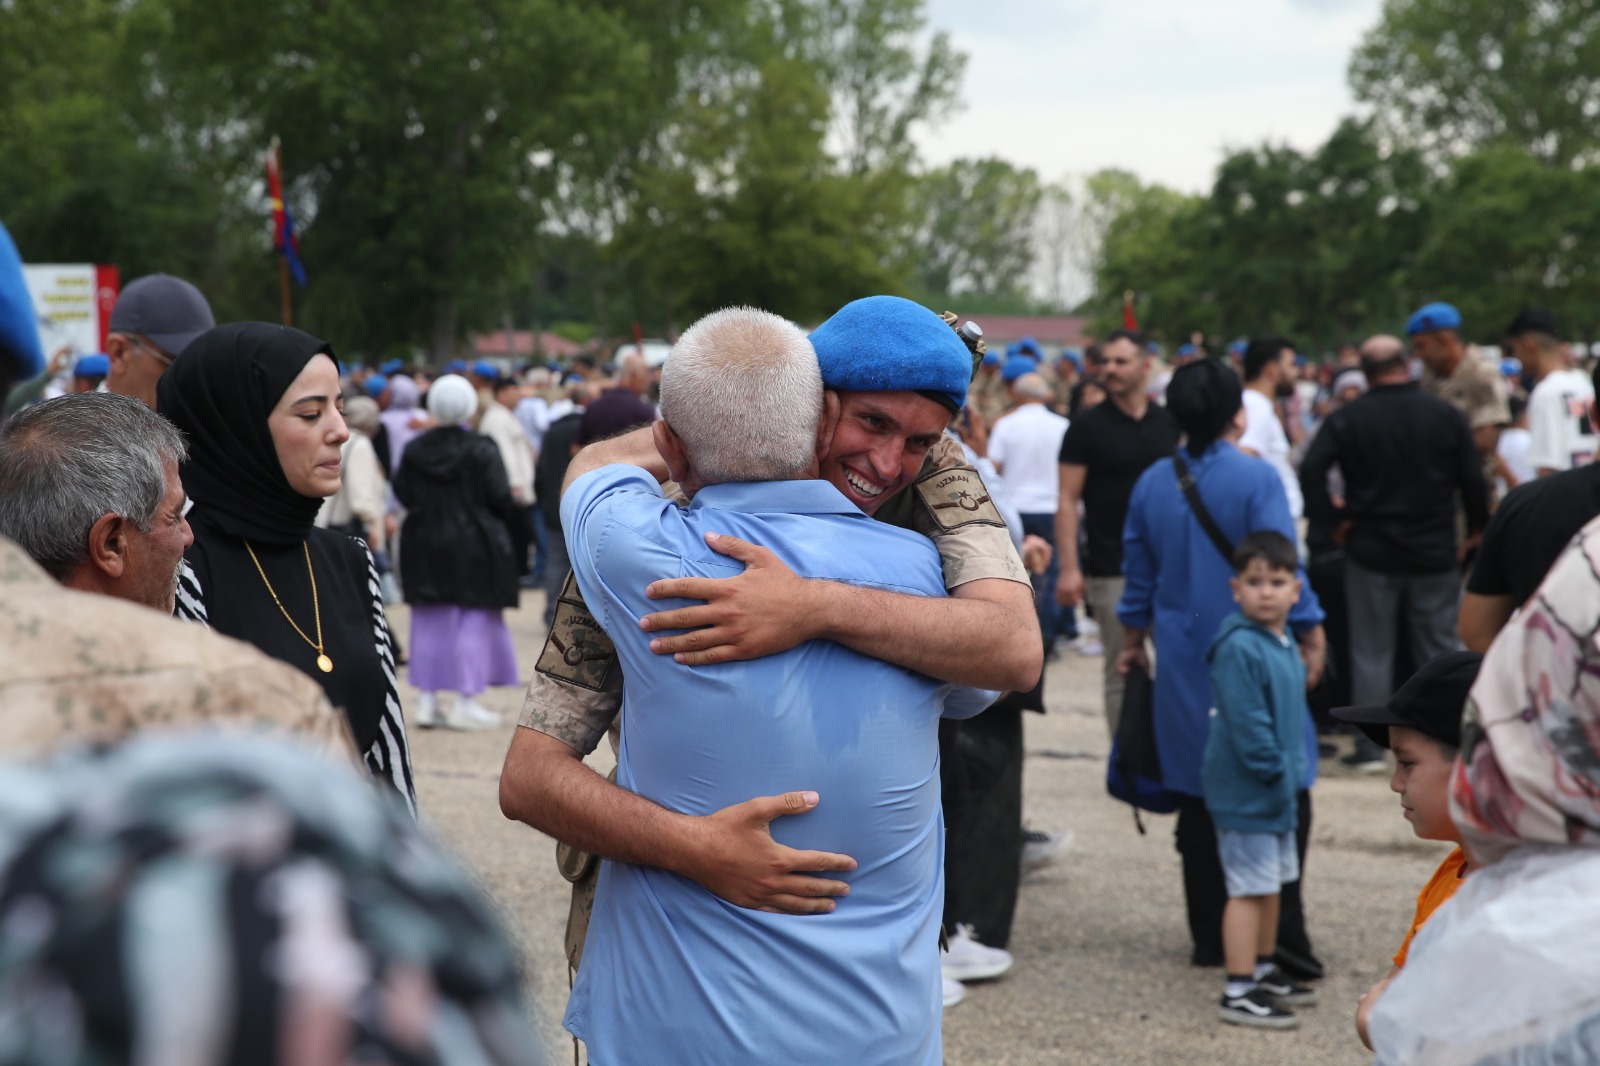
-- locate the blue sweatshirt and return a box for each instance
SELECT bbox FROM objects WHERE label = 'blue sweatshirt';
[1202,611,1308,833]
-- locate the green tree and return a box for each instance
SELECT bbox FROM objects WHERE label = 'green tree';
[1351,0,1600,165]
[1410,146,1600,341]
[909,157,1041,305]
[145,0,738,357]
[1088,175,1205,340]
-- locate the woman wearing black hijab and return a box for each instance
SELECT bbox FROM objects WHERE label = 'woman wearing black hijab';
[159,323,415,811]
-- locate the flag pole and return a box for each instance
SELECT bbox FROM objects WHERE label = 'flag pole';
[271,138,294,327]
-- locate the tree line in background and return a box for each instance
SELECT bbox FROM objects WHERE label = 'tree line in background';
[3,0,1596,358]
[1087,0,1600,350]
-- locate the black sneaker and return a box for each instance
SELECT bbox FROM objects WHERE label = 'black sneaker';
[1219,986,1298,1029]
[1256,967,1318,1005]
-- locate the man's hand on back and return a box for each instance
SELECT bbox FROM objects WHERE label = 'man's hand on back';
[640,532,822,665]
[689,791,858,914]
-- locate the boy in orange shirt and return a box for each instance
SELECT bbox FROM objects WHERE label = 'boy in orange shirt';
[1333,650,1483,1050]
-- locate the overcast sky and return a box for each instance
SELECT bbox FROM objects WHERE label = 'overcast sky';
[916,0,1386,193]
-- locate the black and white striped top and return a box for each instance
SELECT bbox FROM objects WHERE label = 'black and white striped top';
[175,515,416,814]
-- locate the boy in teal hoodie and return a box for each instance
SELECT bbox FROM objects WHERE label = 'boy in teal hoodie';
[1203,531,1316,1029]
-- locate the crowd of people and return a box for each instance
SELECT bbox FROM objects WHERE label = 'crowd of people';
[3,203,1600,1063]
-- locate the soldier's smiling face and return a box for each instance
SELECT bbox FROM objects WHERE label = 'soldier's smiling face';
[821,390,951,515]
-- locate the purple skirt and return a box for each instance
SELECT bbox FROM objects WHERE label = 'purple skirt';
[408,605,522,696]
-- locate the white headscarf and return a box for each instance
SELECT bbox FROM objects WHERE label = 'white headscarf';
[426,374,477,425]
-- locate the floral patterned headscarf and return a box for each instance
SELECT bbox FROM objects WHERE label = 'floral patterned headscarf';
[1452,515,1600,866]
[0,735,545,1066]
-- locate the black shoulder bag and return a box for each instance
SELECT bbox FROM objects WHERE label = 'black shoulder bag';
[1172,449,1235,563]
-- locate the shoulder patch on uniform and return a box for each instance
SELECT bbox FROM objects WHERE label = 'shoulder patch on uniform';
[913,463,1007,532]
[535,572,618,692]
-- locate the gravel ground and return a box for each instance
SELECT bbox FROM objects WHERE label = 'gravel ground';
[396,594,1437,1064]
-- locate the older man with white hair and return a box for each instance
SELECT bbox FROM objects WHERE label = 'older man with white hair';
[558,305,992,1066]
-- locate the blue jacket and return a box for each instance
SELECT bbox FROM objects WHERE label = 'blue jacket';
[1202,612,1308,833]
[1118,441,1324,797]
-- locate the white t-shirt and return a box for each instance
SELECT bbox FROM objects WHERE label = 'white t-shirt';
[1526,368,1597,474]
[986,402,1070,514]
[1496,427,1534,496]
[1238,388,1303,518]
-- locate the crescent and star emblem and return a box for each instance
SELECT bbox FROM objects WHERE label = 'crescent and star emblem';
[551,633,612,667]
[934,491,992,513]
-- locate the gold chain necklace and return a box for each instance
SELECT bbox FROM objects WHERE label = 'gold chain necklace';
[244,540,332,673]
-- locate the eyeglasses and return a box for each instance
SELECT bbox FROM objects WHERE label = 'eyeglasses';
[123,334,175,369]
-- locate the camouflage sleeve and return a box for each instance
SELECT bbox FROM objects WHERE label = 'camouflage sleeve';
[516,571,624,757]
[875,435,1030,591]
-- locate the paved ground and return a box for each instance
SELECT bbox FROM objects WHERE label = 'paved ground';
[396,593,1440,1064]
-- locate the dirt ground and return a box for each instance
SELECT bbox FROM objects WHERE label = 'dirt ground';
[397,593,1432,1064]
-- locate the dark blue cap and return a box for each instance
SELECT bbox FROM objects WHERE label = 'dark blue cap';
[1407,302,1462,336]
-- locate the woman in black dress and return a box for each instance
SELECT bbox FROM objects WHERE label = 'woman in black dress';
[159,323,415,811]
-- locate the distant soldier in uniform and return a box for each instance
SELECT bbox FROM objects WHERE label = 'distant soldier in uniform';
[499,299,1039,968]
[970,346,1011,428]
[1408,302,1510,507]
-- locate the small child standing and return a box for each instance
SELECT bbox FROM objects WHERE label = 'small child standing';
[1203,531,1316,1029]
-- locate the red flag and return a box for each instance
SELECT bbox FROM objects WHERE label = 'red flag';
[1122,290,1138,330]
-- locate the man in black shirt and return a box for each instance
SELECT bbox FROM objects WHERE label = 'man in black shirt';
[1460,411,1600,651]
[534,383,592,626]
[1054,329,1181,734]
[1300,336,1487,745]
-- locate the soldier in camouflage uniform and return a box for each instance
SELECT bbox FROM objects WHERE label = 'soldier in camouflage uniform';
[499,303,1040,968]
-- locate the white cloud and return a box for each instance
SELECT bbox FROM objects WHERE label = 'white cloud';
[916,0,1384,191]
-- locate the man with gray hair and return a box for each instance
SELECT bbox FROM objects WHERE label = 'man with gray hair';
[556,305,991,1065]
[0,393,192,613]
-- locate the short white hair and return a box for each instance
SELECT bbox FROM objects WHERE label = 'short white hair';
[660,307,821,484]
[1011,372,1051,401]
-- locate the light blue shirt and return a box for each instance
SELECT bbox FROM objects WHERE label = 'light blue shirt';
[561,465,988,1066]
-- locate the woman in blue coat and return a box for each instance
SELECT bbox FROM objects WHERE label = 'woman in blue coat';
[1116,358,1328,973]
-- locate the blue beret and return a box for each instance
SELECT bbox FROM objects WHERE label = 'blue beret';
[444,359,467,374]
[73,353,110,378]
[1500,358,1523,377]
[1176,343,1196,357]
[808,296,972,411]
[364,373,390,398]
[1407,302,1462,336]
[1015,336,1042,360]
[471,359,498,380]
[0,223,43,381]
[1062,351,1083,371]
[1226,340,1247,355]
[379,358,405,375]
[1001,355,1038,383]
[981,350,1001,367]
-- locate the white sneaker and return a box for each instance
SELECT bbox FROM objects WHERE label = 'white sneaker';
[440,697,501,732]
[942,976,966,1009]
[414,692,442,729]
[1072,636,1104,657]
[1021,829,1075,871]
[1078,616,1100,637]
[941,923,1013,983]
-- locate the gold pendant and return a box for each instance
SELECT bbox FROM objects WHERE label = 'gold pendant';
[316,654,333,674]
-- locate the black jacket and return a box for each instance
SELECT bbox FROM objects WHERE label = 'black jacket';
[1299,381,1488,574]
[536,411,584,530]
[395,426,518,609]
